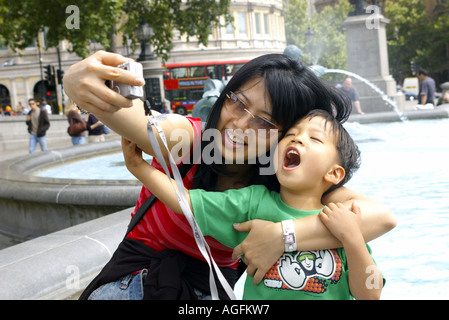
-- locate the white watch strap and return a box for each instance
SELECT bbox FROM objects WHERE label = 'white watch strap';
[282,220,297,252]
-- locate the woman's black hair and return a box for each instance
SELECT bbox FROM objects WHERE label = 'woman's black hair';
[193,53,352,191]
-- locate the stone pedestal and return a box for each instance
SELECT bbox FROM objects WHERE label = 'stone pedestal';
[343,14,397,113]
[140,59,166,112]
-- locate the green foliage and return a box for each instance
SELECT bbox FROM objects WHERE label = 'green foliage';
[310,0,351,70]
[0,0,231,60]
[284,0,351,73]
[385,0,449,77]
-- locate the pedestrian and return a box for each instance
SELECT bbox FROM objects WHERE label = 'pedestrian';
[85,113,105,143]
[417,68,436,106]
[40,98,52,115]
[26,98,50,153]
[339,77,364,114]
[63,51,396,300]
[160,101,170,114]
[65,100,86,145]
[438,92,449,106]
[2,106,11,116]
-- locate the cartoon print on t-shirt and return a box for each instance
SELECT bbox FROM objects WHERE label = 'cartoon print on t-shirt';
[263,249,342,294]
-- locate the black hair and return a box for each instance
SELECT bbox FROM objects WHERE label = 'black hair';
[417,68,429,76]
[304,109,361,196]
[193,54,352,191]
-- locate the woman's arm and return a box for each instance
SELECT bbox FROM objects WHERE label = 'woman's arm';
[233,187,396,284]
[63,51,194,164]
[98,100,194,164]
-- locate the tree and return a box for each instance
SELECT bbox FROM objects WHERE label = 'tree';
[284,0,351,72]
[310,1,351,71]
[0,0,231,61]
[384,0,449,81]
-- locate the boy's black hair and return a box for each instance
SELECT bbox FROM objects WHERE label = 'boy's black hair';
[304,109,361,196]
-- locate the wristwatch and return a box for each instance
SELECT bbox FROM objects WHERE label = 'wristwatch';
[281,220,297,252]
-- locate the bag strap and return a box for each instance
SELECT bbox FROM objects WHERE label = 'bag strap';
[125,162,193,236]
[146,110,236,300]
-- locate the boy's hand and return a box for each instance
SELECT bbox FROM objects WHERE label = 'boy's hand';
[319,202,362,244]
[121,137,145,171]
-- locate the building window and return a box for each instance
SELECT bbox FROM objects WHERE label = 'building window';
[255,12,261,34]
[264,13,269,35]
[226,20,234,34]
[237,12,247,35]
[225,13,234,34]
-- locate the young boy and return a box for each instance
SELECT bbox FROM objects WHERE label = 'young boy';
[123,109,384,300]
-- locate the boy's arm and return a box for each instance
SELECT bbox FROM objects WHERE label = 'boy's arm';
[232,188,395,285]
[319,202,383,300]
[323,186,397,242]
[122,137,191,215]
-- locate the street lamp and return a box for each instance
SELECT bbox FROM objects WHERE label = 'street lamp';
[136,20,156,61]
[305,26,315,64]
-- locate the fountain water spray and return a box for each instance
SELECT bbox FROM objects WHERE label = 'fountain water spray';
[309,65,407,122]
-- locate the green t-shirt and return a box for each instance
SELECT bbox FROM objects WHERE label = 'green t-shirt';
[190,185,375,300]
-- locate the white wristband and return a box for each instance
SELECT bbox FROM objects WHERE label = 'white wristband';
[281,220,297,252]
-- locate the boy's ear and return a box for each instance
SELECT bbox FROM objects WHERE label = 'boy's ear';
[324,165,345,185]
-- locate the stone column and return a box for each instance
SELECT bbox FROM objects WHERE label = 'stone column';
[342,13,399,113]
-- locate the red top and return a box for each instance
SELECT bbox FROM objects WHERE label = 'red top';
[126,117,239,269]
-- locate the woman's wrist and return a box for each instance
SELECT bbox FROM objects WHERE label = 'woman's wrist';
[281,220,297,252]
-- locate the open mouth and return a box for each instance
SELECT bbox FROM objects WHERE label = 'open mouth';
[283,146,301,170]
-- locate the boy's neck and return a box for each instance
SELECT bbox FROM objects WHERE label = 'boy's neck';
[279,187,324,211]
[215,163,254,191]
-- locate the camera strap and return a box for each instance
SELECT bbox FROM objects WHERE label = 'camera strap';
[146,114,236,301]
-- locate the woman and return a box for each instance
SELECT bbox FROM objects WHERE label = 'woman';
[63,51,396,299]
[65,100,86,145]
[85,113,105,143]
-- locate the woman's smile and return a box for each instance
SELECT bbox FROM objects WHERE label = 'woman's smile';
[224,129,246,149]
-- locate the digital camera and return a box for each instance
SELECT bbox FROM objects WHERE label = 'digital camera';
[109,61,144,99]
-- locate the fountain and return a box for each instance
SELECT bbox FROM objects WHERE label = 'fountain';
[0,140,142,249]
[1,0,449,299]
[307,64,406,120]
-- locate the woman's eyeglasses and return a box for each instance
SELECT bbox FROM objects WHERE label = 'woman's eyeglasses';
[225,91,278,134]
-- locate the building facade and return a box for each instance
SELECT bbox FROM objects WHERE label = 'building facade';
[0,0,286,114]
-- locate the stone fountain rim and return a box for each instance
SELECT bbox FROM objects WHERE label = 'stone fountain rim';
[0,140,142,206]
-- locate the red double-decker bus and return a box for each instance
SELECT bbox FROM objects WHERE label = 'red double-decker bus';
[163,59,250,115]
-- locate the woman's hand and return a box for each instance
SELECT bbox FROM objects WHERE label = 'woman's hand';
[232,220,284,285]
[63,50,145,115]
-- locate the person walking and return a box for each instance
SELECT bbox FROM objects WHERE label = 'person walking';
[26,98,50,153]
